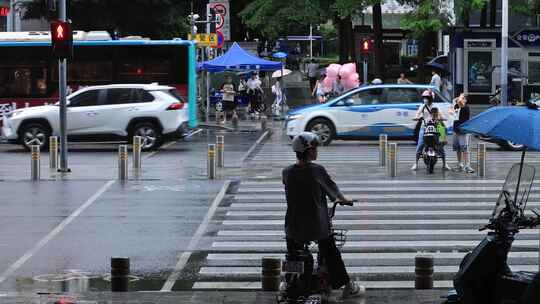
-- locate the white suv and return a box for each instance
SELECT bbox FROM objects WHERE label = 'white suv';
[2,84,189,150]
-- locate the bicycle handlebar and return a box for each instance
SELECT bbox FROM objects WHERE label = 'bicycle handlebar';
[330,200,357,218]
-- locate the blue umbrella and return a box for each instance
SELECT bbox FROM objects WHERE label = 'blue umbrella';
[272,52,288,59]
[426,62,450,76]
[460,105,540,203]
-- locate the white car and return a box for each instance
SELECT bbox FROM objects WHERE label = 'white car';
[2,84,189,150]
[286,84,455,145]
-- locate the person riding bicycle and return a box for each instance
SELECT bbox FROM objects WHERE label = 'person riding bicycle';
[283,132,364,298]
[247,73,263,115]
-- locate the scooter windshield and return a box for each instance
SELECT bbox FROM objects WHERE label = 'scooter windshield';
[492,163,536,220]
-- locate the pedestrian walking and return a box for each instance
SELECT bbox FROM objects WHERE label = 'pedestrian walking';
[247,73,263,116]
[430,70,442,92]
[397,72,413,84]
[307,59,320,93]
[451,93,474,173]
[312,74,326,104]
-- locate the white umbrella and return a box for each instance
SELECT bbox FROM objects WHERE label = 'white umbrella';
[272,69,292,78]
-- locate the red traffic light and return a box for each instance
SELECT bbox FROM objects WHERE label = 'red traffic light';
[50,20,73,60]
[361,38,372,55]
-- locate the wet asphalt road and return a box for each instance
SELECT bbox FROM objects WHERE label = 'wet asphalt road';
[0,128,262,293]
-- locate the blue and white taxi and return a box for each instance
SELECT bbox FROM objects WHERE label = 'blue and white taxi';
[286,84,455,145]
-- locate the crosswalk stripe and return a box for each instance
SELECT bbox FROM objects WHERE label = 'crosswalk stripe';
[233,193,540,200]
[226,210,495,216]
[199,265,538,275]
[216,229,540,236]
[241,180,509,185]
[211,240,539,248]
[237,186,540,193]
[192,281,454,289]
[229,202,540,208]
[206,251,539,260]
[222,219,489,225]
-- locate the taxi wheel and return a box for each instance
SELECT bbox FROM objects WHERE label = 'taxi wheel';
[306,118,335,146]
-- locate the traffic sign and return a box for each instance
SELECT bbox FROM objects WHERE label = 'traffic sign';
[214,31,224,49]
[188,33,218,48]
[513,29,540,48]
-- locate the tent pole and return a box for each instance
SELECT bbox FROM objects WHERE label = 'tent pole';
[514,148,526,206]
[206,70,210,123]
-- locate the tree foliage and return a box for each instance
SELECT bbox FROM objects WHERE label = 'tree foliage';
[22,0,191,39]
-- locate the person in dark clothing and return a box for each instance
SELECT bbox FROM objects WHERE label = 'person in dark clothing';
[451,93,474,173]
[282,132,364,298]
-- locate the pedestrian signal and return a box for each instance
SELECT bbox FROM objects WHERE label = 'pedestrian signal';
[361,38,372,56]
[50,20,73,60]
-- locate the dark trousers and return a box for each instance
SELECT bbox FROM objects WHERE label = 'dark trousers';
[286,237,350,289]
[309,77,317,93]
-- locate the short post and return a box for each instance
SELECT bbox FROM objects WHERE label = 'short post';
[11,102,16,110]
[261,115,268,130]
[387,143,397,177]
[24,102,29,108]
[111,257,130,292]
[477,143,486,177]
[49,136,58,170]
[208,144,216,179]
[261,257,281,291]
[31,145,40,181]
[216,135,224,168]
[118,145,128,180]
[415,254,434,289]
[132,136,142,170]
[379,134,388,167]
[231,112,239,129]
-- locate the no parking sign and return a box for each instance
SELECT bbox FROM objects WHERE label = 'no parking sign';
[207,1,230,41]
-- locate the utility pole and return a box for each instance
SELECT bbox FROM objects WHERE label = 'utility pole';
[58,0,70,172]
[500,0,508,106]
[7,0,13,31]
[309,24,313,60]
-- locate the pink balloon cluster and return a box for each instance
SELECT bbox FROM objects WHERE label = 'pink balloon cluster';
[322,63,360,93]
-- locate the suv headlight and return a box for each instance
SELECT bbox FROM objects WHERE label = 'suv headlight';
[288,114,303,120]
[7,110,23,119]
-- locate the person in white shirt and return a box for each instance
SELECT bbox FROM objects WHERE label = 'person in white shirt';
[430,70,442,92]
[247,73,263,114]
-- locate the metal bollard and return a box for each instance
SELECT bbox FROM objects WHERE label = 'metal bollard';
[231,112,239,129]
[31,145,40,181]
[118,145,128,180]
[261,115,268,130]
[261,257,281,291]
[379,134,388,167]
[49,136,58,170]
[477,143,486,177]
[24,102,29,108]
[387,143,397,177]
[11,102,16,110]
[415,254,434,289]
[132,136,142,170]
[111,257,130,292]
[208,144,216,179]
[216,135,224,168]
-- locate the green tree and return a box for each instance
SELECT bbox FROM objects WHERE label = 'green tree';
[22,0,191,39]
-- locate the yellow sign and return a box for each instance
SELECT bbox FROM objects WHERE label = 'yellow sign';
[188,33,218,47]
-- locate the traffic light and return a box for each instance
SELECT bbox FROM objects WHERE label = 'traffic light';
[50,20,73,60]
[209,8,217,33]
[361,38,373,56]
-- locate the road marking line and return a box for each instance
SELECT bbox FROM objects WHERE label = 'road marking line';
[206,251,539,260]
[0,180,115,285]
[241,180,508,185]
[240,130,271,163]
[223,219,487,225]
[199,264,538,275]
[211,239,539,248]
[216,229,540,236]
[225,210,493,216]
[237,186,540,193]
[143,128,202,160]
[160,180,231,292]
[228,202,540,208]
[191,281,454,289]
[233,193,540,200]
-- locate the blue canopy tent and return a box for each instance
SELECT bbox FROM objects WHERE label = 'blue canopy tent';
[198,42,283,121]
[199,42,282,72]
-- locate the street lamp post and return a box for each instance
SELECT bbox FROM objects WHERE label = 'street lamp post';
[309,24,313,60]
[58,0,70,172]
[500,0,509,106]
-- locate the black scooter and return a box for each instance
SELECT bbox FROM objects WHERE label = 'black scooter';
[278,200,354,304]
[422,120,440,174]
[446,163,540,304]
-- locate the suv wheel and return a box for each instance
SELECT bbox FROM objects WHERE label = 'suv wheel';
[306,118,335,146]
[132,122,162,151]
[20,123,50,151]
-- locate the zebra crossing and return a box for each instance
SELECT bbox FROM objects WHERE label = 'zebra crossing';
[191,134,540,290]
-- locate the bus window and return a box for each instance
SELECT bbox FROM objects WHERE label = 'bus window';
[52,62,113,83]
[0,67,47,98]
